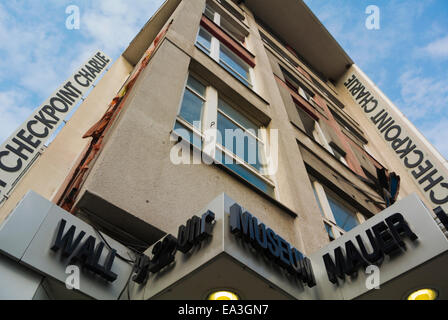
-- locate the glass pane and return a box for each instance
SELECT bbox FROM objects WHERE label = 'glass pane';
[187,75,206,97]
[197,28,212,54]
[327,195,359,232]
[215,149,274,197]
[299,87,311,101]
[174,121,202,149]
[204,4,215,21]
[217,112,261,171]
[179,88,204,130]
[296,106,316,138]
[219,45,250,86]
[218,99,258,132]
[220,17,245,44]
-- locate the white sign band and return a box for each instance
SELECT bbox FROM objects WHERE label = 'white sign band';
[0,51,112,199]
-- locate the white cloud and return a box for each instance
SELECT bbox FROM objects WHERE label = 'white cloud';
[422,35,448,59]
[398,69,448,120]
[396,69,448,159]
[81,0,164,57]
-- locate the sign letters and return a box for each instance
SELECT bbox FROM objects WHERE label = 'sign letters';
[0,51,111,200]
[344,73,448,215]
[229,203,316,288]
[322,213,418,284]
[132,211,216,284]
[51,219,118,282]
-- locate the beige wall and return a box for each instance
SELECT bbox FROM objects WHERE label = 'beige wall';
[0,56,132,223]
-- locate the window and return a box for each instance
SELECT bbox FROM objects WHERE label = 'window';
[197,28,212,54]
[295,106,330,152]
[330,109,367,145]
[204,3,246,44]
[326,193,359,232]
[204,3,216,21]
[174,74,274,197]
[217,99,263,172]
[260,32,299,69]
[295,102,349,166]
[176,76,207,149]
[197,5,252,88]
[329,142,348,167]
[281,67,315,104]
[311,77,345,110]
[332,147,348,166]
[215,0,246,23]
[219,45,251,87]
[196,26,252,88]
[324,222,336,242]
[178,76,206,129]
[256,17,328,83]
[311,178,364,241]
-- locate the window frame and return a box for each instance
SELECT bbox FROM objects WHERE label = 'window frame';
[311,178,364,241]
[204,2,246,45]
[295,104,334,154]
[216,97,267,173]
[218,44,252,87]
[196,27,213,55]
[174,73,275,197]
[197,4,254,90]
[196,25,253,89]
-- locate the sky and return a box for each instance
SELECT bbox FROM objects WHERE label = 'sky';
[0,0,447,159]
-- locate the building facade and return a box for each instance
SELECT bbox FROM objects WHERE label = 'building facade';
[0,0,447,300]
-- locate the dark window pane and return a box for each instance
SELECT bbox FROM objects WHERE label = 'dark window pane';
[218,99,257,132]
[174,121,202,149]
[197,28,212,54]
[179,89,203,129]
[324,223,335,241]
[204,4,215,21]
[187,76,206,97]
[296,106,316,138]
[219,45,250,87]
[217,112,261,171]
[220,17,245,44]
[327,195,358,232]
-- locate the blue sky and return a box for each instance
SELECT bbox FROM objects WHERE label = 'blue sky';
[0,0,447,159]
